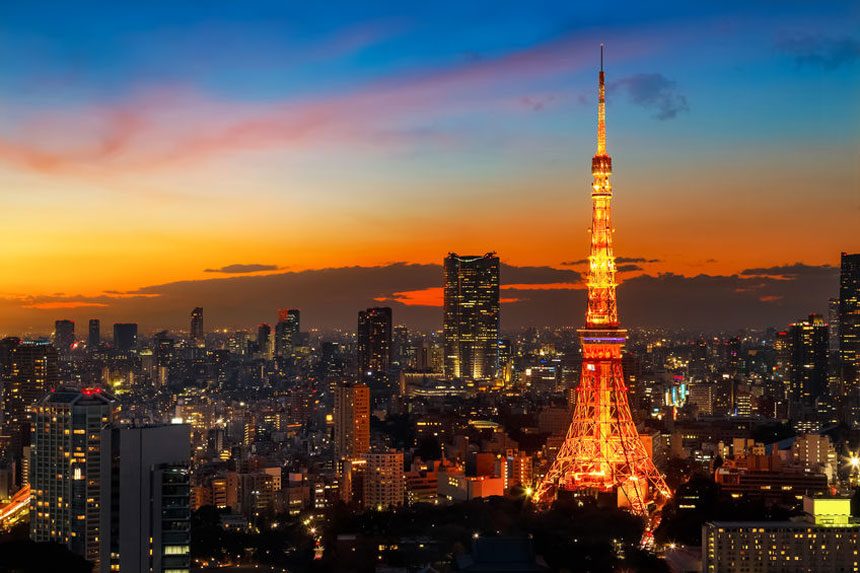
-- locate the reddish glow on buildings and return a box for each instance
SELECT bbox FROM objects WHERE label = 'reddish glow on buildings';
[534,47,671,516]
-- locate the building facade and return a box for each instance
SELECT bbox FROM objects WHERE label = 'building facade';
[443,253,500,381]
[334,382,370,460]
[99,424,192,573]
[357,307,392,394]
[841,252,860,390]
[364,450,405,510]
[274,308,300,361]
[703,497,860,573]
[788,314,829,413]
[190,307,204,345]
[29,388,117,566]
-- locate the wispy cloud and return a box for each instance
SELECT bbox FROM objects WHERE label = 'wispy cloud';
[777,34,860,70]
[204,263,281,274]
[611,73,689,120]
[0,33,615,178]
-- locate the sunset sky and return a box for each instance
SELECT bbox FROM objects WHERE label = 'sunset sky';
[1,1,858,333]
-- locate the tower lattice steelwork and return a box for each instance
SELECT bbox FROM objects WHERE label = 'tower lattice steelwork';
[533,47,671,517]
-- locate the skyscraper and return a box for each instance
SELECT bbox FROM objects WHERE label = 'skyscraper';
[357,307,392,393]
[113,323,138,353]
[190,306,204,345]
[334,382,370,460]
[54,319,75,353]
[100,424,192,573]
[256,323,272,357]
[840,253,860,389]
[274,308,300,361]
[88,319,101,348]
[443,252,500,380]
[29,387,117,566]
[788,314,829,412]
[4,341,59,456]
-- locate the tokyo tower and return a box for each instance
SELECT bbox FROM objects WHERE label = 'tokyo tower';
[533,46,671,516]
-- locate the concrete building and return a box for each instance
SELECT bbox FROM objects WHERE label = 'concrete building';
[99,424,192,573]
[364,450,404,510]
[703,496,860,573]
[334,382,370,460]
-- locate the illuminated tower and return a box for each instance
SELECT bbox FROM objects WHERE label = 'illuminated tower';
[534,47,670,516]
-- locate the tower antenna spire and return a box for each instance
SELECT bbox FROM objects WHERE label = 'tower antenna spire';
[596,44,607,156]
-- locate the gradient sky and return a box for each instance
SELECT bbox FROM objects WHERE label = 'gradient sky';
[0,1,858,332]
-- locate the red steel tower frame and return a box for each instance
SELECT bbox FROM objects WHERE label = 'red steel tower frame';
[533,47,671,516]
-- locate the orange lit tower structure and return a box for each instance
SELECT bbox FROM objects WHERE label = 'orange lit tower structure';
[533,47,670,516]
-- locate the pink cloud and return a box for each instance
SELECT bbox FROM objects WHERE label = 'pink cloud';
[0,33,650,176]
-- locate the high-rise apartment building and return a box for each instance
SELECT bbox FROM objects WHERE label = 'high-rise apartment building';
[840,252,860,389]
[29,388,117,566]
[54,320,75,353]
[788,314,829,412]
[443,252,500,380]
[100,424,192,573]
[113,323,138,353]
[88,319,101,348]
[274,309,300,361]
[190,307,204,345]
[357,307,392,392]
[4,341,59,455]
[334,382,370,460]
[364,450,405,510]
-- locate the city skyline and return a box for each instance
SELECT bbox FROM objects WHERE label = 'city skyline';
[1,5,859,569]
[1,1,858,334]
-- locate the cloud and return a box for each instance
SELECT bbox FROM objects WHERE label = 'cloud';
[21,301,109,310]
[616,264,644,273]
[617,257,660,264]
[560,259,588,266]
[738,263,836,280]
[0,262,839,334]
[778,34,860,70]
[204,264,280,274]
[519,95,556,111]
[0,33,611,177]
[611,73,689,120]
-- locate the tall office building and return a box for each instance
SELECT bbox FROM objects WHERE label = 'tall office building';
[334,382,370,460]
[443,252,500,380]
[274,309,300,361]
[54,319,75,353]
[364,450,405,510]
[840,252,860,389]
[256,323,272,357]
[357,307,392,392]
[113,323,138,353]
[29,387,117,566]
[788,314,829,413]
[4,341,59,455]
[190,307,204,345]
[88,319,101,349]
[100,424,192,573]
